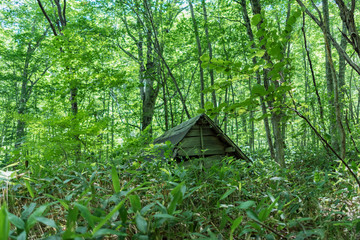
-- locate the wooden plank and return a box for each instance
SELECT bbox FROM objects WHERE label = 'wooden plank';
[200,126,204,157]
[179,135,224,148]
[225,147,235,153]
[177,146,225,156]
[178,136,201,148]
[186,128,214,137]
[203,135,226,146]
[191,125,212,130]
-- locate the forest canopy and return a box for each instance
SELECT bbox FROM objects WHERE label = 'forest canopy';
[0,0,360,239]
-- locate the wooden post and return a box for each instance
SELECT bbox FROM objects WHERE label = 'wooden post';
[200,125,205,158]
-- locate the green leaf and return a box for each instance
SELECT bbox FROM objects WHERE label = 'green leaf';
[63,206,79,239]
[74,203,95,229]
[219,188,236,201]
[251,14,262,26]
[264,196,280,220]
[8,212,25,229]
[35,216,58,229]
[184,185,202,199]
[0,204,9,239]
[24,180,35,199]
[153,214,177,220]
[119,206,128,223]
[237,201,256,210]
[287,15,297,26]
[92,199,126,235]
[230,216,243,240]
[17,231,26,240]
[140,203,155,215]
[168,182,186,215]
[265,234,276,240]
[92,182,148,237]
[256,28,265,38]
[93,228,127,237]
[197,108,205,114]
[219,211,228,230]
[111,166,121,193]
[26,205,47,232]
[276,84,293,94]
[246,209,260,222]
[254,49,266,58]
[135,214,148,234]
[268,45,283,60]
[200,54,210,62]
[44,194,69,210]
[129,195,142,213]
[258,208,268,221]
[252,84,267,96]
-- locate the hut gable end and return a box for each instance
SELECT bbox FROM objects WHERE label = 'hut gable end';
[154,114,251,162]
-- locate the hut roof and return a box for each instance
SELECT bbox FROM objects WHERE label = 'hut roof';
[154,114,251,162]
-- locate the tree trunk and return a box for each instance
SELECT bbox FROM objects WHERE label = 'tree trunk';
[202,0,216,111]
[161,66,169,131]
[141,28,159,133]
[239,0,275,159]
[142,0,191,120]
[189,0,205,109]
[38,0,82,162]
[302,13,326,130]
[250,0,282,163]
[323,0,340,152]
[324,33,347,159]
[338,21,347,111]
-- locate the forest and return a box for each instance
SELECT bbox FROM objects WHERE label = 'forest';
[0,0,360,239]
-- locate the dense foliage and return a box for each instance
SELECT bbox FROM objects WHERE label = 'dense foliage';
[0,0,360,239]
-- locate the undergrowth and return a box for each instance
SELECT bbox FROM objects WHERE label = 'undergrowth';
[0,147,359,239]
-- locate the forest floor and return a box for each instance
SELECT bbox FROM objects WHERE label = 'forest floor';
[2,148,360,239]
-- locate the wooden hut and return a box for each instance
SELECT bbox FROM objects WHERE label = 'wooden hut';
[154,114,251,162]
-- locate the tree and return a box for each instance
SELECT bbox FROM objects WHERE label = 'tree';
[0,1,50,166]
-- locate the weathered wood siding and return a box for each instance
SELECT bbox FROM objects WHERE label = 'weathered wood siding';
[153,114,250,162]
[177,125,226,157]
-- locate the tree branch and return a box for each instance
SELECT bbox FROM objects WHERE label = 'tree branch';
[63,0,67,24]
[37,0,58,36]
[116,40,140,64]
[54,0,66,28]
[121,16,139,44]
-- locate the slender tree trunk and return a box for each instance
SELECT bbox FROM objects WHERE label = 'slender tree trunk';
[16,79,27,149]
[141,27,159,133]
[302,13,326,130]
[161,66,169,131]
[338,21,347,110]
[357,90,360,124]
[142,0,191,120]
[302,43,309,147]
[349,69,354,122]
[224,86,228,134]
[248,77,255,151]
[250,0,281,163]
[202,0,216,110]
[189,0,205,109]
[323,0,340,152]
[38,0,82,162]
[111,89,114,150]
[239,0,275,159]
[324,35,346,159]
